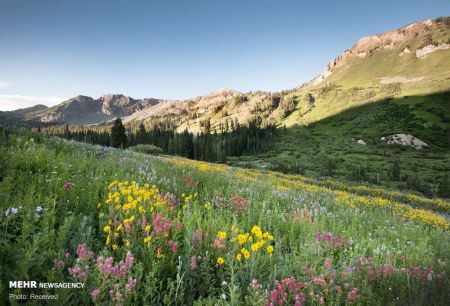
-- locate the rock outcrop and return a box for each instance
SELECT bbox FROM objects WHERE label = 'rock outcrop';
[382,134,428,149]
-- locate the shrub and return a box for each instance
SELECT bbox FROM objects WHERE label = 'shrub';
[437,172,450,198]
[392,158,401,181]
[348,164,369,182]
[319,155,338,176]
[129,144,163,155]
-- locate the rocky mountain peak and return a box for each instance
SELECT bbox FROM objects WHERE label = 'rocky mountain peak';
[310,18,448,85]
[98,94,136,116]
[346,19,433,59]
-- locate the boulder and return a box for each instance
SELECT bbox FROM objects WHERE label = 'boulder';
[356,139,367,145]
[382,134,428,149]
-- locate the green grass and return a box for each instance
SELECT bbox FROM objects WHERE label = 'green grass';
[229,92,450,196]
[0,129,449,305]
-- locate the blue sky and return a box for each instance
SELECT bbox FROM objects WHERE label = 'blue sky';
[0,0,449,110]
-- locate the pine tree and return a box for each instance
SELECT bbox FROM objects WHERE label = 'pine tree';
[110,118,128,148]
[63,124,71,139]
[136,122,147,144]
[392,158,401,181]
[168,136,177,155]
[438,172,450,198]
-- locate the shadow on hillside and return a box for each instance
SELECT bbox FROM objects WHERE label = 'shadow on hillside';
[297,90,450,148]
[235,91,450,197]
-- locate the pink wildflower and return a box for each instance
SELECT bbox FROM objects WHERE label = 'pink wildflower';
[90,288,100,298]
[315,232,322,241]
[125,277,137,292]
[293,211,299,222]
[54,259,65,269]
[168,240,178,253]
[190,256,198,270]
[152,213,171,234]
[313,275,327,287]
[324,258,332,271]
[125,251,134,269]
[347,288,359,302]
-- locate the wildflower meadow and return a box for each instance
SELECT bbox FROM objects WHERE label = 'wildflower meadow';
[0,129,449,305]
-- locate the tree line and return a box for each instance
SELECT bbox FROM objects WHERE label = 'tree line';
[39,117,277,162]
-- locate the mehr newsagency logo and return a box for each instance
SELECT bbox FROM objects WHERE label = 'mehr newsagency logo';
[9,281,85,301]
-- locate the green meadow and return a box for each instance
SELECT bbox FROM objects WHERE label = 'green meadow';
[1,128,449,305]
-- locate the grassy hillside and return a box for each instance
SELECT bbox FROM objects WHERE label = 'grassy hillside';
[281,18,450,126]
[179,19,450,197]
[1,129,449,305]
[229,91,450,196]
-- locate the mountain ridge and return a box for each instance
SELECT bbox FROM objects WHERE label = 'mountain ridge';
[1,17,449,131]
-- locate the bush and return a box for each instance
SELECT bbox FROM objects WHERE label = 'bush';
[438,172,450,198]
[129,144,163,155]
[348,164,369,182]
[319,155,338,176]
[392,158,401,181]
[272,161,305,175]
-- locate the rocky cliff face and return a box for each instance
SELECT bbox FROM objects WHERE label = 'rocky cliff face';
[311,18,450,85]
[1,88,246,128]
[6,94,165,125]
[99,94,159,117]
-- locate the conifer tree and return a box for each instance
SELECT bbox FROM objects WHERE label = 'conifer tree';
[136,122,147,144]
[438,172,450,198]
[110,118,128,148]
[392,158,401,181]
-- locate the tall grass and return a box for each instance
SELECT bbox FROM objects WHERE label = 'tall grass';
[0,129,449,305]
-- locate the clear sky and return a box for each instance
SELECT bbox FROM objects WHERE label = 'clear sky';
[0,0,449,110]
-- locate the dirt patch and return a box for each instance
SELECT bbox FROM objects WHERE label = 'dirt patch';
[416,43,450,58]
[379,76,424,84]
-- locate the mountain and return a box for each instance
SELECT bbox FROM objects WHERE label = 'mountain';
[281,17,450,126]
[0,104,48,126]
[0,94,162,126]
[224,17,450,193]
[1,17,449,133]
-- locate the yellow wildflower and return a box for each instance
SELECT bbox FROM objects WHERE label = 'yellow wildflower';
[266,245,274,256]
[237,233,248,245]
[218,231,227,240]
[251,226,263,239]
[241,247,250,259]
[144,236,152,245]
[217,257,225,265]
[251,240,265,252]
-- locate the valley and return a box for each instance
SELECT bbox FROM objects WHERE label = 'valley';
[1,15,450,305]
